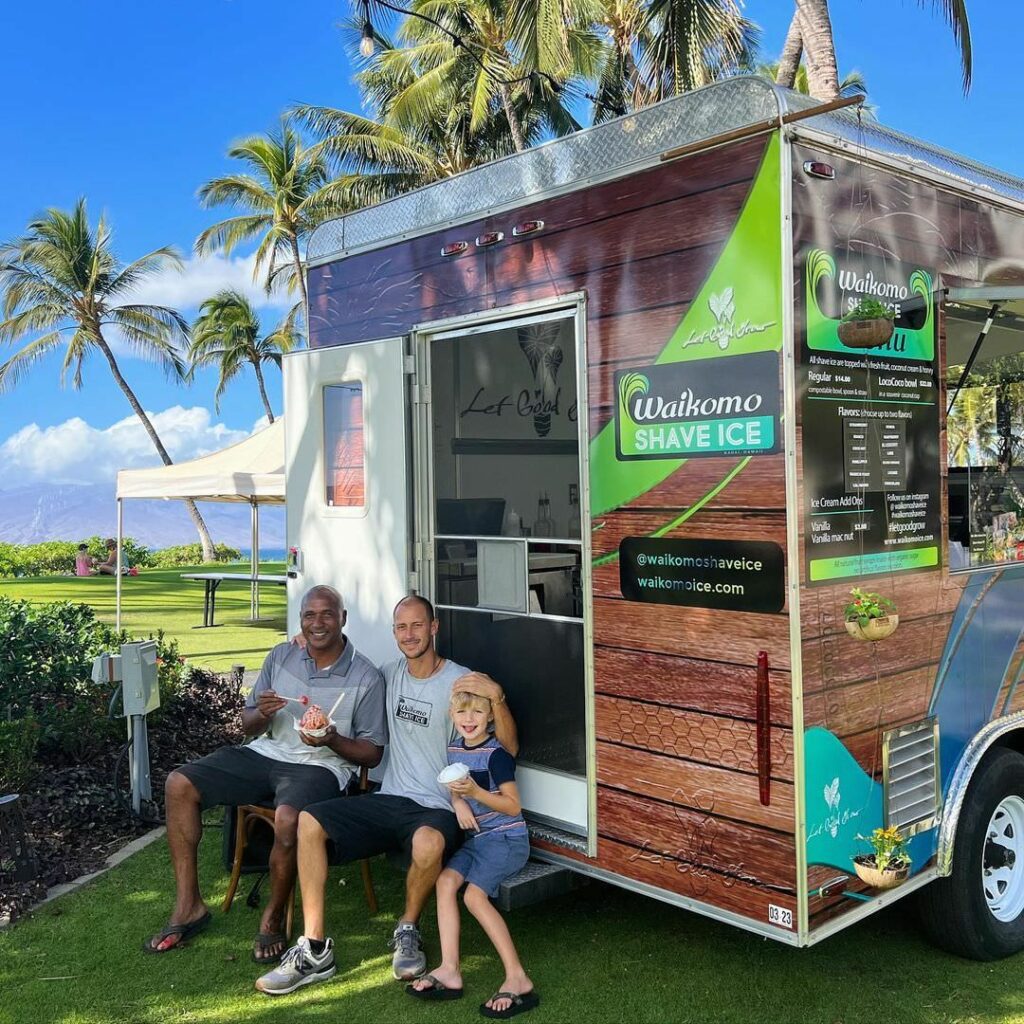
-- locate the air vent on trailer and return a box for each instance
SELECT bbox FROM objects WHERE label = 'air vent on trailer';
[883,718,942,836]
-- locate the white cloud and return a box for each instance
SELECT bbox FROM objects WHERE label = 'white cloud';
[116,252,294,313]
[0,406,251,485]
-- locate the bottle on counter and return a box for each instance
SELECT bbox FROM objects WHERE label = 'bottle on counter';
[503,507,522,537]
[534,492,555,538]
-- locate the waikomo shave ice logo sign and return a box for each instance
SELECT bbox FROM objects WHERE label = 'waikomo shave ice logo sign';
[804,248,935,361]
[615,351,781,461]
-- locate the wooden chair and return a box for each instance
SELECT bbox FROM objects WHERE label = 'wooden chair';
[221,765,378,936]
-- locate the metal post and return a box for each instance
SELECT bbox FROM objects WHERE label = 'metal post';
[250,499,259,620]
[129,714,152,815]
[115,497,123,631]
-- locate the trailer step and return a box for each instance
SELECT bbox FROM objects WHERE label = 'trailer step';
[496,858,583,912]
[527,821,588,854]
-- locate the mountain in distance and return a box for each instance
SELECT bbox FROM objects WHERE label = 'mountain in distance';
[0,482,285,549]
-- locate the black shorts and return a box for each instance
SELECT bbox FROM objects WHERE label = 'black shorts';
[304,793,461,864]
[176,746,343,811]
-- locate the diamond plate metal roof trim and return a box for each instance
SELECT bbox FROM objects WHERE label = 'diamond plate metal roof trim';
[306,75,1024,265]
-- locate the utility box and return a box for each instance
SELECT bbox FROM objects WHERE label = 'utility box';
[120,641,160,716]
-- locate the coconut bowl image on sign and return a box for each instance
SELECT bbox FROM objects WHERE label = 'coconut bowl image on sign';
[615,351,781,461]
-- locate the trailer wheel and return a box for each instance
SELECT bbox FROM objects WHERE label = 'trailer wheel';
[918,746,1024,960]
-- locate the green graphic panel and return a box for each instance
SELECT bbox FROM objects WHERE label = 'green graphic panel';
[619,415,774,457]
[805,249,935,362]
[589,133,783,518]
[809,545,938,582]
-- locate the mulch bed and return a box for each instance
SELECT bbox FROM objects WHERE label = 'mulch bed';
[0,670,243,924]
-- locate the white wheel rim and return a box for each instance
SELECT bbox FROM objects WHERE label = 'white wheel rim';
[984,795,1024,923]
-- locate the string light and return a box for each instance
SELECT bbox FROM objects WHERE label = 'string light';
[359,0,376,56]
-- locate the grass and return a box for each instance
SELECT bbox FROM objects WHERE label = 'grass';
[4,572,1024,1021]
[4,829,1024,1024]
[0,564,287,672]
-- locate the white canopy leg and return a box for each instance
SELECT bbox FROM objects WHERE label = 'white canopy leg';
[115,497,123,631]
[250,498,259,620]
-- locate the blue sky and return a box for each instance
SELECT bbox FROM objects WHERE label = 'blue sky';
[0,1,1021,531]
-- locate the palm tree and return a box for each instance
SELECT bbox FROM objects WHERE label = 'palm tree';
[189,290,300,423]
[0,200,217,560]
[196,121,341,309]
[759,59,872,112]
[294,32,528,208]
[776,1,972,100]
[388,0,601,151]
[590,0,755,119]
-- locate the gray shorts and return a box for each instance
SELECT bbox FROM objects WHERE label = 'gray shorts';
[176,745,343,810]
[445,830,530,897]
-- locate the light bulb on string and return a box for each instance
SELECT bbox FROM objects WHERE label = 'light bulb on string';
[360,20,376,57]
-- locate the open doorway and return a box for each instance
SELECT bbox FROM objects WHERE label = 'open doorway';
[413,305,592,836]
[945,290,1024,571]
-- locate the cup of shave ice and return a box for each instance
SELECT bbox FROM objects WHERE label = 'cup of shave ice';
[437,762,471,786]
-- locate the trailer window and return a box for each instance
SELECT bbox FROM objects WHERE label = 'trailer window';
[324,382,365,508]
[946,305,1024,569]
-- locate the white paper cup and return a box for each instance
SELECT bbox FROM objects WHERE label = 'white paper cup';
[293,716,334,739]
[437,762,470,785]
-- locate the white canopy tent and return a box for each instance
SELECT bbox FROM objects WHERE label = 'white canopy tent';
[114,419,285,629]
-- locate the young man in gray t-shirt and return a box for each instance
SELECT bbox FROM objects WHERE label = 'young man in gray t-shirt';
[256,594,518,996]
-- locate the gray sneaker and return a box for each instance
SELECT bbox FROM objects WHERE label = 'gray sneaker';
[389,921,426,980]
[255,936,336,996]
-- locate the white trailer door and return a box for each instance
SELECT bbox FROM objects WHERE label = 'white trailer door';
[284,340,410,668]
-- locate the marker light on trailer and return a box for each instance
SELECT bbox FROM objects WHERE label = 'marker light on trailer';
[440,241,469,257]
[803,160,836,180]
[512,219,545,236]
[475,231,504,247]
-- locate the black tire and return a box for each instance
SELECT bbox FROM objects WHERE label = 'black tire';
[917,746,1024,960]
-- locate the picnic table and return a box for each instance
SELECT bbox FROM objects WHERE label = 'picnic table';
[180,572,288,628]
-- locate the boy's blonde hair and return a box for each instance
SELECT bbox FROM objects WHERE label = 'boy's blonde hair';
[450,691,492,716]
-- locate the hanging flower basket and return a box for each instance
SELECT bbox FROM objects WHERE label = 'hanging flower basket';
[845,614,899,642]
[838,317,894,349]
[853,855,909,890]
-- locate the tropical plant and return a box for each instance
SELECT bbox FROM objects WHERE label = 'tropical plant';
[844,587,896,626]
[189,290,300,421]
[0,200,216,561]
[842,297,894,322]
[776,1,972,100]
[857,825,911,872]
[947,383,997,468]
[294,30,528,208]
[590,0,755,119]
[196,121,342,308]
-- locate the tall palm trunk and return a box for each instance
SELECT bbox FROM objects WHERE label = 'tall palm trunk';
[93,329,217,562]
[795,0,840,100]
[289,235,308,309]
[252,359,275,423]
[775,12,804,89]
[499,83,527,153]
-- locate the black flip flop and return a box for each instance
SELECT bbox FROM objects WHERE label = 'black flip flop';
[407,974,464,1001]
[142,911,212,954]
[252,931,288,964]
[480,990,540,1019]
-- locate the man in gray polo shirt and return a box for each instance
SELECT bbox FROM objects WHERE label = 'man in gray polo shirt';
[143,585,385,965]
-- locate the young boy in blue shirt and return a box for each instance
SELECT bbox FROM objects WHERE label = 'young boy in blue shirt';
[407,691,538,1019]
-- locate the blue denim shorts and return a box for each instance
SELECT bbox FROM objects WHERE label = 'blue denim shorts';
[445,830,530,897]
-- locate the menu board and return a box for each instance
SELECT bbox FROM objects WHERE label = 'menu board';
[798,249,942,584]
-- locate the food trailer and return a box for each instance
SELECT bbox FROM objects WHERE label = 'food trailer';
[283,76,1024,957]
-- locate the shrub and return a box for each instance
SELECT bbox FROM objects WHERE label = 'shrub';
[0,599,190,763]
[0,537,152,577]
[0,717,40,792]
[148,542,241,567]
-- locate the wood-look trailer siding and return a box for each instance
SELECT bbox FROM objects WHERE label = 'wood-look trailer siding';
[307,134,797,928]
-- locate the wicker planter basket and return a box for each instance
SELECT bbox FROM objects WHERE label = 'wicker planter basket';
[838,317,894,349]
[853,856,909,890]
[845,614,899,642]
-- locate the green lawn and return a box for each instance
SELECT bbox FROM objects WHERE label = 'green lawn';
[4,829,1024,1024]
[0,564,287,672]
[5,571,1024,1022]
